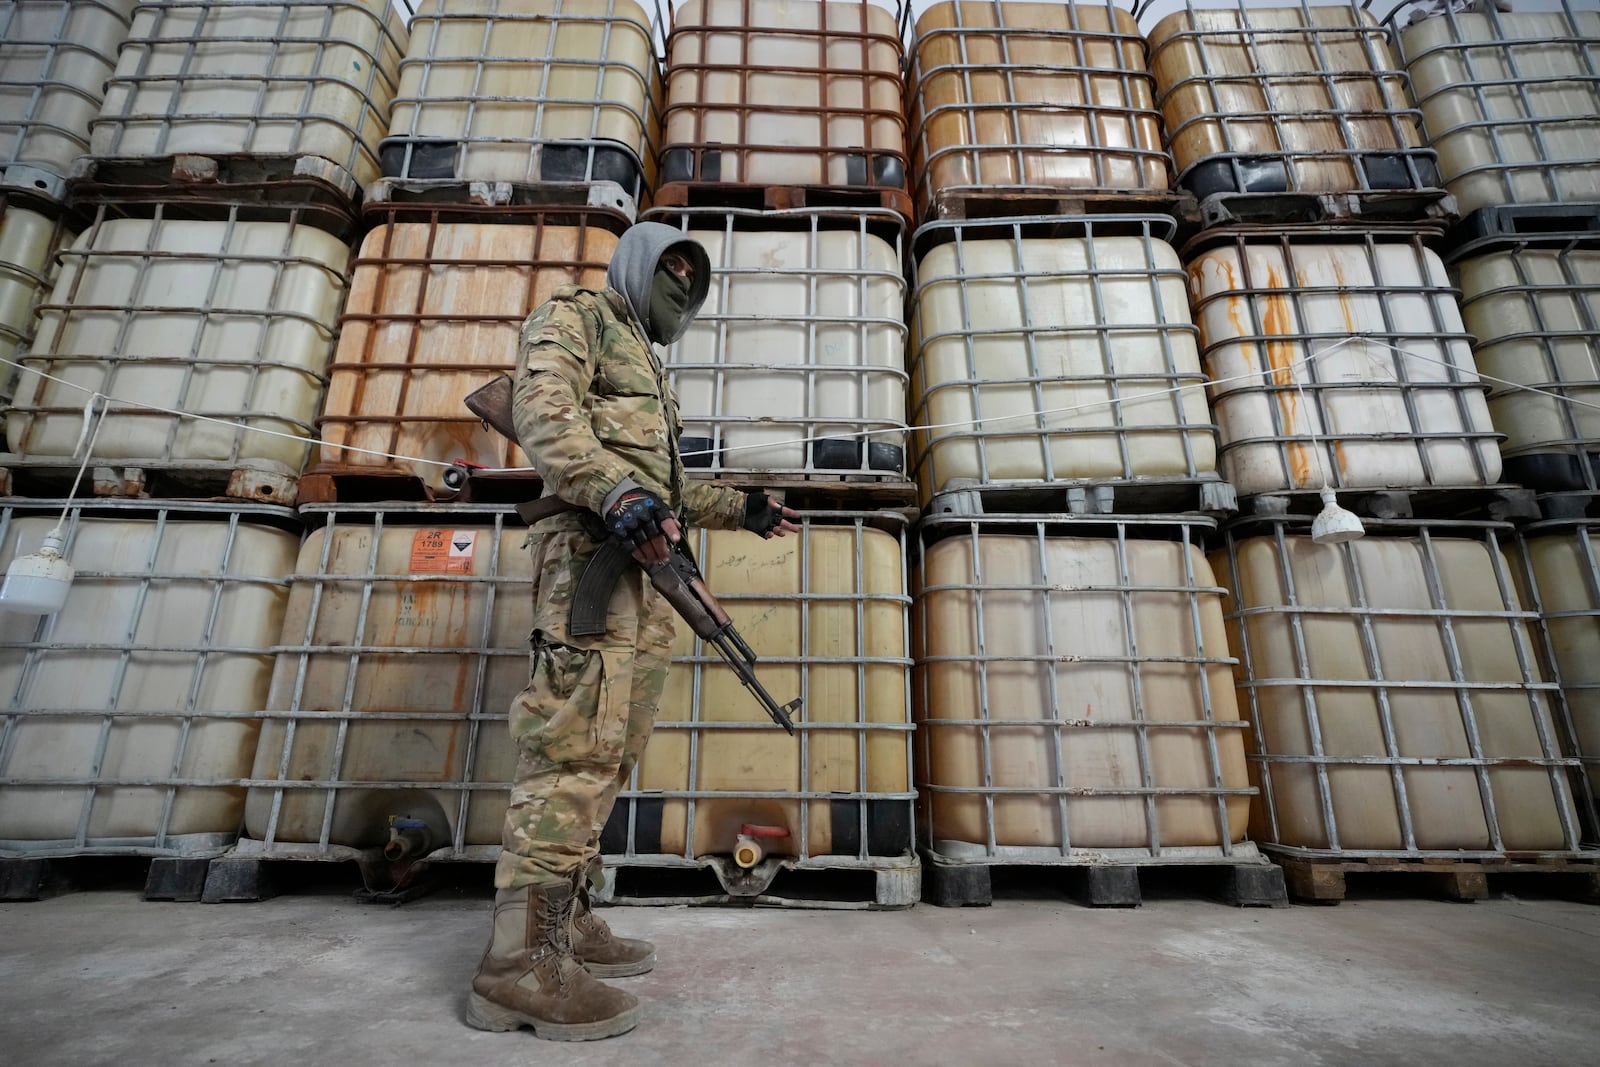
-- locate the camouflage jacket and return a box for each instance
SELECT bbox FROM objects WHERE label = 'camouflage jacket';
[512,284,746,531]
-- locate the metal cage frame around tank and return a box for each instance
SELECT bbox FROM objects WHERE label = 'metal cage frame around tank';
[909,214,1221,498]
[0,0,135,203]
[0,194,77,406]
[1187,226,1503,495]
[1513,516,1600,845]
[243,503,526,862]
[380,0,667,216]
[3,199,352,487]
[1371,0,1600,213]
[906,0,1173,215]
[644,205,912,480]
[88,0,411,193]
[602,510,918,878]
[1133,0,1445,203]
[1449,225,1600,495]
[1218,514,1587,860]
[657,0,912,194]
[912,512,1261,865]
[0,498,301,859]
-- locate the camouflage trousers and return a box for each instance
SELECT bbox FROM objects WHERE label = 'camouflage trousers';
[495,525,676,891]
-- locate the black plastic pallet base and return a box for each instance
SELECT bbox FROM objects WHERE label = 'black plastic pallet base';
[922,857,1288,909]
[0,858,51,901]
[201,857,277,904]
[1443,202,1600,262]
[144,858,212,902]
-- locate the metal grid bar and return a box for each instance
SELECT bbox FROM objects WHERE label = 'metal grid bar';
[913,513,1251,861]
[909,215,1215,496]
[0,500,298,857]
[1219,514,1586,859]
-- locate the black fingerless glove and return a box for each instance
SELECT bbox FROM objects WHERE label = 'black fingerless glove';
[743,491,783,536]
[605,487,673,549]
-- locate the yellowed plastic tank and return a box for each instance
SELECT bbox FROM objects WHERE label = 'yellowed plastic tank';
[914,517,1252,854]
[1145,3,1434,199]
[661,0,907,191]
[90,0,409,191]
[318,215,619,485]
[1399,9,1600,214]
[244,513,527,853]
[1455,242,1600,493]
[1513,520,1600,835]
[620,518,913,862]
[911,220,1215,503]
[0,0,135,199]
[909,1,1168,215]
[4,212,351,483]
[1187,234,1501,496]
[0,203,75,403]
[657,210,907,478]
[383,0,661,211]
[1215,523,1581,854]
[0,502,298,851]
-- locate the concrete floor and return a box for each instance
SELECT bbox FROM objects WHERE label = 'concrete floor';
[3,877,1598,1067]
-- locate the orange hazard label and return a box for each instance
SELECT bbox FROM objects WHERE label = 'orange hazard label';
[410,529,477,574]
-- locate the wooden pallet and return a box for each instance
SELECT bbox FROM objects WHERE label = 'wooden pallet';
[688,471,918,516]
[927,477,1237,519]
[362,176,638,226]
[924,186,1188,225]
[1236,484,1541,524]
[596,854,920,910]
[654,180,912,223]
[920,849,1287,909]
[295,465,544,508]
[0,459,299,506]
[1274,854,1600,904]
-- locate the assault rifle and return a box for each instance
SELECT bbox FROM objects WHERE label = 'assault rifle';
[465,375,800,735]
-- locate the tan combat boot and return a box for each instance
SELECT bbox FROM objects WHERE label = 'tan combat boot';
[572,859,656,978]
[465,881,640,1040]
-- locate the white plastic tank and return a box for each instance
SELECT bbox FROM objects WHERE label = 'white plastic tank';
[914,515,1252,855]
[1513,520,1600,838]
[1187,232,1501,496]
[5,208,352,485]
[1398,6,1600,215]
[318,212,619,485]
[0,202,75,403]
[661,0,908,191]
[1455,240,1600,493]
[911,217,1216,504]
[908,0,1169,215]
[384,0,661,211]
[1215,519,1582,855]
[0,501,298,853]
[244,509,526,854]
[656,208,908,478]
[89,0,409,191]
[0,0,135,199]
[615,515,913,863]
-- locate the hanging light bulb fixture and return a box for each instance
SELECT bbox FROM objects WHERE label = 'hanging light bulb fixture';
[0,395,106,616]
[1289,346,1364,546]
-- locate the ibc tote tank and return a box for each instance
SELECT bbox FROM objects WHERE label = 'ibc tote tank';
[1397,5,1600,215]
[913,514,1253,856]
[4,206,352,499]
[317,209,619,487]
[0,500,298,854]
[908,0,1169,216]
[655,208,908,478]
[244,508,526,855]
[382,0,662,216]
[89,0,409,192]
[1187,230,1501,497]
[0,202,76,403]
[1454,236,1600,493]
[1214,518,1582,856]
[910,216,1216,504]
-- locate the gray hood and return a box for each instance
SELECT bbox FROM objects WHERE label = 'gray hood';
[606,222,711,345]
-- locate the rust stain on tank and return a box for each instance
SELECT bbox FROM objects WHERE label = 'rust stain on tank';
[1260,265,1311,487]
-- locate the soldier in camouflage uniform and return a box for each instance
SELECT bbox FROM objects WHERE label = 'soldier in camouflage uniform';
[468,223,799,1041]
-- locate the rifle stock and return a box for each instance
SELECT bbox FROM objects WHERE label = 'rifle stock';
[463,374,519,444]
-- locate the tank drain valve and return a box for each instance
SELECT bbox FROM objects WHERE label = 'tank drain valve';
[733,824,789,869]
[384,815,437,862]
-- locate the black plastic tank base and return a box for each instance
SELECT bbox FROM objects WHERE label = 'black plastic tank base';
[1503,452,1600,494]
[600,797,666,855]
[1181,153,1443,200]
[678,435,716,469]
[539,142,642,191]
[379,138,460,180]
[830,799,913,857]
[662,147,721,184]
[812,438,904,474]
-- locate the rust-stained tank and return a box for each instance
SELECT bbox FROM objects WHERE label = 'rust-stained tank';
[908,1,1168,220]
[1142,0,1442,213]
[316,208,620,489]
[1396,4,1600,215]
[381,0,662,219]
[1186,230,1500,497]
[660,0,908,209]
[1215,517,1583,857]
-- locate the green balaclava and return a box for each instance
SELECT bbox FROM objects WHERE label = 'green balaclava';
[647,264,694,345]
